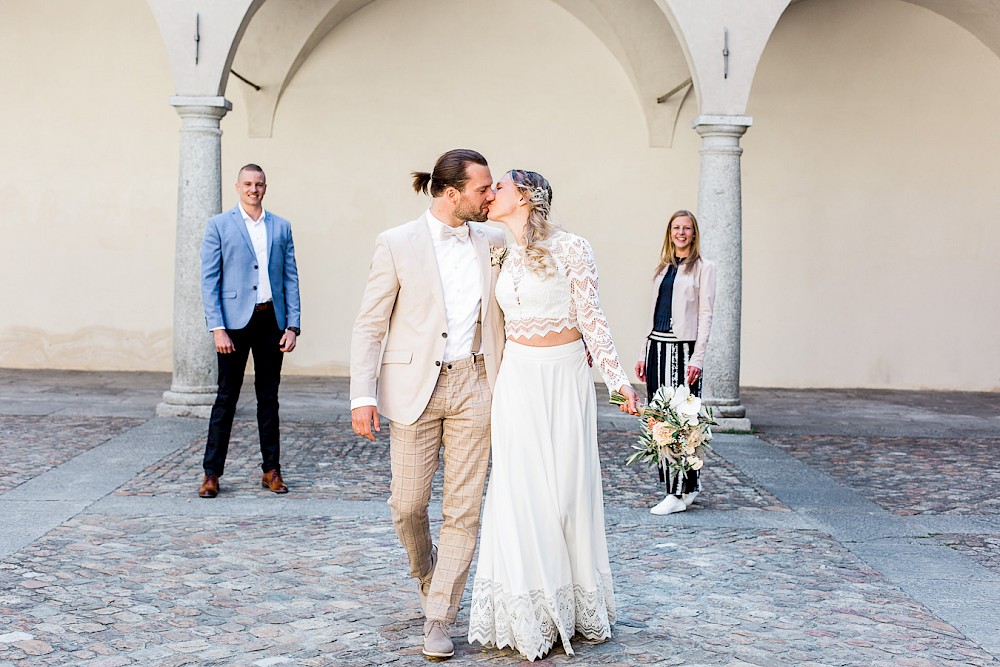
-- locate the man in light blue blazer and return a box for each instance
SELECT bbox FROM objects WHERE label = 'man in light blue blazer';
[197,163,301,498]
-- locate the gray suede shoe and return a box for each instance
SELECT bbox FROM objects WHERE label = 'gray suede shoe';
[422,619,454,658]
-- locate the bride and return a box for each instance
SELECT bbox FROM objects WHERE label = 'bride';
[468,169,640,661]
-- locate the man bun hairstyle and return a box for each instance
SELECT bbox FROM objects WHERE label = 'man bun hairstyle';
[412,149,488,196]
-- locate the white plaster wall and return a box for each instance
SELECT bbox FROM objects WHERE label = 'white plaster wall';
[743,0,1000,390]
[0,0,178,370]
[1,0,998,391]
[219,0,699,377]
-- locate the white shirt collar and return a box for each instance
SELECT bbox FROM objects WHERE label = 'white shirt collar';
[239,203,266,225]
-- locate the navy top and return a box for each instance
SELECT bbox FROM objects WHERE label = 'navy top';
[652,260,684,332]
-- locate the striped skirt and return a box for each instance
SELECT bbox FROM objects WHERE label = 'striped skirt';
[645,331,702,496]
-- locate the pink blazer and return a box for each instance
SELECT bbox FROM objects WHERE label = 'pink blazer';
[641,259,716,369]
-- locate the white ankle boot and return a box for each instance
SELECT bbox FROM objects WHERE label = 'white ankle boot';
[681,491,699,507]
[650,495,687,515]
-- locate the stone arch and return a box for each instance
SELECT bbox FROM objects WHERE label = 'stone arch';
[230,0,692,146]
[789,0,1000,61]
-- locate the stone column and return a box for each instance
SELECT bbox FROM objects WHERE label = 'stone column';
[156,96,233,418]
[693,115,752,431]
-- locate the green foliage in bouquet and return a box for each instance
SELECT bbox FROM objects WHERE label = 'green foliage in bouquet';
[610,385,717,474]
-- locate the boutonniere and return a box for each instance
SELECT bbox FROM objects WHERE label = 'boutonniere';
[490,245,509,267]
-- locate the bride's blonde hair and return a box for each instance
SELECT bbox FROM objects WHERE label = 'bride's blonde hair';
[509,169,558,276]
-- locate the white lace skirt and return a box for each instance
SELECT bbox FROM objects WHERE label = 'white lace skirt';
[468,340,616,661]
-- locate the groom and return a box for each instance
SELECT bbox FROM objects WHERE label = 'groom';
[350,149,505,659]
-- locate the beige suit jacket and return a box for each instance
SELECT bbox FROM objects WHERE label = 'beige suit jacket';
[641,258,716,369]
[350,216,506,425]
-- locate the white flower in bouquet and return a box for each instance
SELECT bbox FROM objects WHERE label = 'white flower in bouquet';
[688,455,704,471]
[668,385,689,410]
[676,394,702,425]
[652,384,675,406]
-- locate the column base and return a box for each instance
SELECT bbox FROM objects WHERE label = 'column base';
[156,388,216,419]
[714,417,752,433]
[706,401,751,432]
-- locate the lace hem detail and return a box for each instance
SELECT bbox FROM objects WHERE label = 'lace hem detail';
[504,316,573,340]
[468,573,616,662]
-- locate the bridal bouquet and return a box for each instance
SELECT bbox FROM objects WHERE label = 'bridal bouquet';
[609,385,716,474]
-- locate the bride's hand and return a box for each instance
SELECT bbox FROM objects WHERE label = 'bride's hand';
[617,384,640,415]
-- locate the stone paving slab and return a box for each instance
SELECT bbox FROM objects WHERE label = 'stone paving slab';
[742,388,1000,439]
[0,370,169,419]
[761,434,1000,516]
[938,534,1000,575]
[1,514,995,667]
[115,422,785,513]
[3,419,205,503]
[0,416,143,493]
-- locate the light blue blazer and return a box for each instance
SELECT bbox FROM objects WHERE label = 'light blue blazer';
[200,206,301,332]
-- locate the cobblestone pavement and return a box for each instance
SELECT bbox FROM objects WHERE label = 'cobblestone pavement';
[0,416,143,493]
[2,515,995,667]
[761,434,1000,516]
[1,372,998,666]
[117,424,785,512]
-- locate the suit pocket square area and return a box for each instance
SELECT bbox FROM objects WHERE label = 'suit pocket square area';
[222,291,237,299]
[382,350,412,365]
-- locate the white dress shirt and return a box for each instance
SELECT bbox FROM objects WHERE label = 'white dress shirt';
[240,204,272,305]
[350,209,483,411]
[427,210,482,362]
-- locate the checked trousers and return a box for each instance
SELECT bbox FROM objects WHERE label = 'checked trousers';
[387,354,492,625]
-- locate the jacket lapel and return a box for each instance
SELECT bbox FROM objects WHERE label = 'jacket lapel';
[408,217,446,317]
[470,225,492,322]
[264,211,274,266]
[231,207,254,255]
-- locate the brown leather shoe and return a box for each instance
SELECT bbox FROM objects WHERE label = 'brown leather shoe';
[198,474,219,498]
[261,468,288,494]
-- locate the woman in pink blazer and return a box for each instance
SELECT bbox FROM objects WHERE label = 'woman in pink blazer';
[635,210,716,515]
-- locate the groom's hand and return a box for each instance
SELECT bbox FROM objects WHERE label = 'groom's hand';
[352,405,381,442]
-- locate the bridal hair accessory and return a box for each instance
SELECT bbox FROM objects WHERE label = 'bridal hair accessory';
[509,169,553,207]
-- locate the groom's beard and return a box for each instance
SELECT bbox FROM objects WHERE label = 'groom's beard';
[455,198,489,223]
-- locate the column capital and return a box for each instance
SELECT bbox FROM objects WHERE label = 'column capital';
[169,97,233,122]
[170,96,233,110]
[692,115,753,130]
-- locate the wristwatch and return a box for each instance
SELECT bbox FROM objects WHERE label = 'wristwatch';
[286,327,301,336]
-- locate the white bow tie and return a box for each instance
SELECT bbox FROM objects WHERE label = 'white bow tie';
[438,223,470,242]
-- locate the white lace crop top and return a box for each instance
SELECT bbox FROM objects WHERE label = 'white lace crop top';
[495,230,630,393]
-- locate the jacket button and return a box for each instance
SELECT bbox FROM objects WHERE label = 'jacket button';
[442,332,448,338]
[254,265,258,269]
[252,286,257,290]
[435,361,441,366]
